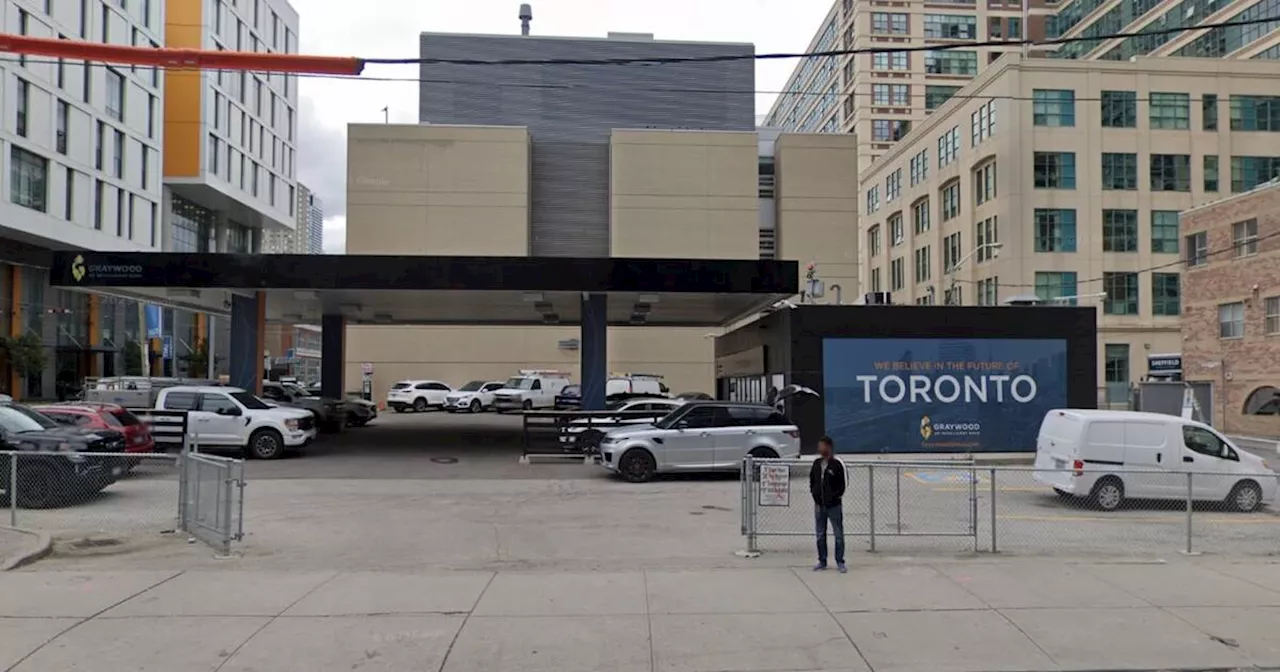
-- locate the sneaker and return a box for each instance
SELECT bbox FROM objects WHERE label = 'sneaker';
[813,563,827,571]
[837,563,848,574]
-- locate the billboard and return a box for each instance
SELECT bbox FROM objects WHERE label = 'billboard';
[822,338,1069,453]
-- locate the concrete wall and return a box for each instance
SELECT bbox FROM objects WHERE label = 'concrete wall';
[345,124,531,255]
[776,133,859,300]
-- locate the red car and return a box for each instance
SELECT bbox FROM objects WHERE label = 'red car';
[32,403,155,454]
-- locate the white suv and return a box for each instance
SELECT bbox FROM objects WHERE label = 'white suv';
[155,386,316,459]
[387,380,452,413]
[443,381,506,413]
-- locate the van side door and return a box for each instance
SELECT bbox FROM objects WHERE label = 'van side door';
[1122,421,1178,498]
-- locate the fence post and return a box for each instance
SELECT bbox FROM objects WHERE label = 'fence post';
[220,471,235,555]
[1184,471,1194,555]
[868,464,877,553]
[895,465,902,534]
[9,453,17,527]
[989,468,997,553]
[745,455,758,554]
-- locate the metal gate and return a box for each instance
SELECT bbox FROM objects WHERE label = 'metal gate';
[179,452,245,555]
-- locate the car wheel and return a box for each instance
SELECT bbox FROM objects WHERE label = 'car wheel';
[522,400,533,411]
[248,429,286,460]
[470,399,482,413]
[575,429,604,453]
[1090,477,1125,511]
[1229,480,1263,513]
[346,412,359,427]
[392,405,406,413]
[618,449,657,483]
[16,462,63,509]
[412,398,427,413]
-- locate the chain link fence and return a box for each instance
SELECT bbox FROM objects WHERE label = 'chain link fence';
[742,457,1280,557]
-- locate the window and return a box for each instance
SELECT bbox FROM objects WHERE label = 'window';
[944,285,962,306]
[1152,273,1180,316]
[95,121,105,170]
[15,79,28,138]
[925,86,960,111]
[912,199,931,234]
[940,180,961,221]
[909,149,929,186]
[1266,296,1280,335]
[1034,152,1075,189]
[937,126,959,167]
[1183,426,1235,460]
[1035,209,1077,252]
[140,146,149,188]
[866,186,880,214]
[870,268,882,292]
[56,101,69,154]
[81,60,91,102]
[93,179,103,230]
[974,161,996,205]
[970,100,995,145]
[1033,89,1075,127]
[1151,211,1179,254]
[890,257,905,291]
[868,225,882,257]
[1100,91,1136,128]
[1150,154,1191,191]
[924,13,977,39]
[208,134,219,173]
[10,147,47,212]
[1203,93,1219,131]
[915,246,932,283]
[106,68,125,121]
[1231,156,1280,192]
[1204,155,1220,192]
[1149,92,1190,129]
[924,50,977,75]
[889,212,905,246]
[975,216,998,262]
[1233,218,1259,257]
[1102,273,1139,315]
[1102,210,1138,252]
[1230,95,1280,131]
[872,51,909,70]
[17,10,27,66]
[161,391,198,411]
[942,232,963,271]
[64,168,74,220]
[1101,153,1138,190]
[873,84,910,106]
[113,130,125,178]
[871,119,911,142]
[977,277,999,306]
[116,187,125,236]
[1219,302,1245,338]
[1185,231,1208,267]
[1035,271,1078,304]
[886,169,902,202]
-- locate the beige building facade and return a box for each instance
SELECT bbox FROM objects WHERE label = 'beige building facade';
[857,54,1280,403]
[343,124,857,403]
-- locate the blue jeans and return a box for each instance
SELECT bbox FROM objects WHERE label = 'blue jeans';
[815,504,845,565]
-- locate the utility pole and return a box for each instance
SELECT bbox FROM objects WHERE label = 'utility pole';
[381,107,389,124]
[945,242,1003,305]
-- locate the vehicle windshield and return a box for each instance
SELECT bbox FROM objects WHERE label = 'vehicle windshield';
[284,384,313,397]
[459,381,486,392]
[100,411,124,427]
[229,392,272,410]
[504,377,535,390]
[652,406,688,430]
[0,405,52,433]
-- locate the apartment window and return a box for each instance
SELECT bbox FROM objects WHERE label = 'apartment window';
[891,257,906,291]
[208,134,219,173]
[1101,153,1138,190]
[1033,152,1075,189]
[1102,210,1138,252]
[872,52,909,70]
[1150,154,1191,192]
[1103,273,1139,315]
[1151,211,1179,254]
[1149,92,1190,129]
[872,119,894,141]
[251,163,259,197]
[925,86,960,111]
[1034,209,1077,252]
[915,246,932,283]
[1231,156,1280,193]
[886,169,902,202]
[977,277,999,306]
[975,216,998,261]
[940,180,961,221]
[924,14,977,39]
[287,107,294,142]
[17,10,28,66]
[1219,302,1245,339]
[56,101,69,154]
[970,100,995,145]
[1035,272,1078,305]
[105,68,124,121]
[924,50,977,75]
[942,232,963,272]
[140,146,148,188]
[15,79,29,138]
[937,126,959,167]
[95,122,105,170]
[113,131,125,178]
[1204,155,1220,192]
[268,175,276,207]
[909,149,929,186]
[93,180,103,230]
[10,148,47,212]
[116,187,125,236]
[1203,93,1219,131]
[1230,95,1280,131]
[1266,297,1280,335]
[150,202,157,246]
[870,268,882,293]
[868,225,882,257]
[1184,231,1208,267]
[872,84,910,106]
[79,0,88,36]
[912,199,931,234]
[82,60,91,102]
[889,212,905,246]
[64,167,75,220]
[974,161,996,205]
[866,186,880,214]
[1100,90,1136,128]
[1233,218,1259,258]
[1151,273,1180,316]
[1032,89,1075,127]
[944,286,962,306]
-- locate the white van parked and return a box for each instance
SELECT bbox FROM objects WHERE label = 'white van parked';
[1033,409,1277,512]
[607,374,668,398]
[492,370,573,412]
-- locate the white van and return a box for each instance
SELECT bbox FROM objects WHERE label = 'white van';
[607,373,668,398]
[1033,409,1277,512]
[491,370,573,411]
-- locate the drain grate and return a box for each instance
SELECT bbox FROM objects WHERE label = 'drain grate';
[430,457,459,464]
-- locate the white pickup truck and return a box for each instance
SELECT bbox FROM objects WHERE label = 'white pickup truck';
[155,386,317,459]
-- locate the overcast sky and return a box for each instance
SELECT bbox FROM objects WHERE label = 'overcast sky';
[291,0,830,253]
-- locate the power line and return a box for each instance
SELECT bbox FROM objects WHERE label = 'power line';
[365,15,1280,66]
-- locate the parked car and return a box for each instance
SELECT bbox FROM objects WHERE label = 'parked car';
[0,402,128,508]
[261,381,346,432]
[676,391,714,401]
[31,403,155,455]
[554,385,582,410]
[342,393,378,426]
[443,381,506,413]
[597,401,803,483]
[492,371,573,412]
[561,397,685,453]
[387,380,453,413]
[155,386,316,459]
[1032,409,1277,512]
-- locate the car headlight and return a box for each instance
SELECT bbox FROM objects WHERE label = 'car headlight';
[286,419,300,430]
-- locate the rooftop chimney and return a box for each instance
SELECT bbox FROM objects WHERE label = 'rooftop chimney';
[519,4,533,35]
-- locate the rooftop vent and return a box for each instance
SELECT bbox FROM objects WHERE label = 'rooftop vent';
[519,4,532,36]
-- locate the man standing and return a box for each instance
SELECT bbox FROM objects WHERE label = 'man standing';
[808,436,846,572]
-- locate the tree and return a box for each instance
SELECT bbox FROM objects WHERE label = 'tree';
[0,332,47,378]
[183,339,210,378]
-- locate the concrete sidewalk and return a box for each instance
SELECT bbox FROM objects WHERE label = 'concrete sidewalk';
[3,558,1280,672]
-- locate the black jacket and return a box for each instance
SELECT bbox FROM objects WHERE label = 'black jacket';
[809,457,846,508]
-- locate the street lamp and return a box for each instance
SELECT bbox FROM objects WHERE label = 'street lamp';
[945,242,1003,305]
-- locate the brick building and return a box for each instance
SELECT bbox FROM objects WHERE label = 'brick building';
[1181,180,1280,437]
